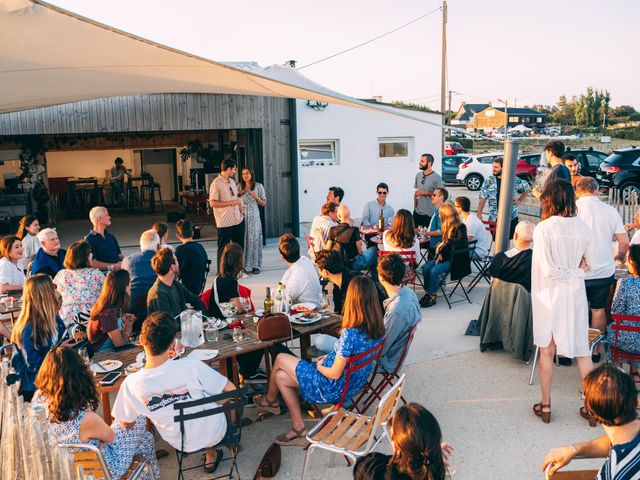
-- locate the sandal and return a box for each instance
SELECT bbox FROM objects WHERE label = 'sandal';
[253,394,281,415]
[203,448,223,473]
[580,406,597,427]
[275,426,309,447]
[533,402,551,424]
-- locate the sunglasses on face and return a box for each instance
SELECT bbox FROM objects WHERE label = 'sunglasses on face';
[377,191,388,195]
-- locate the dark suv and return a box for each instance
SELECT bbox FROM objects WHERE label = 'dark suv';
[596,147,640,197]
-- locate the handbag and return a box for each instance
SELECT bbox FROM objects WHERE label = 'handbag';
[256,313,292,342]
[253,443,281,479]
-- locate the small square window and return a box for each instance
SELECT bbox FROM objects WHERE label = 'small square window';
[298,140,339,167]
[378,137,413,161]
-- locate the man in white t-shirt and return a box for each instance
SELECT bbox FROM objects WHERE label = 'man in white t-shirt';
[576,177,629,355]
[279,233,322,306]
[454,196,491,259]
[112,311,235,474]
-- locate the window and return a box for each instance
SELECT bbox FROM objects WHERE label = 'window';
[479,155,500,164]
[586,152,607,168]
[536,117,543,123]
[508,116,519,123]
[378,137,413,161]
[298,140,339,167]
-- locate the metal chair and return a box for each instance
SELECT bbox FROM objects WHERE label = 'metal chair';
[173,387,245,480]
[200,259,212,295]
[529,328,604,385]
[378,250,421,290]
[58,443,153,480]
[301,374,406,480]
[607,313,640,364]
[352,325,416,414]
[468,221,497,292]
[435,240,476,309]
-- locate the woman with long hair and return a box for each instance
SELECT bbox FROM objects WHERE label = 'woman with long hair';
[10,274,67,400]
[238,167,266,274]
[254,275,385,446]
[207,242,247,319]
[0,235,25,293]
[532,179,594,424]
[382,209,420,258]
[35,347,159,480]
[88,269,135,352]
[53,240,104,325]
[16,215,41,266]
[152,221,174,251]
[354,403,449,480]
[420,203,468,308]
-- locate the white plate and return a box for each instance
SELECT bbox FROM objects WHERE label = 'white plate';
[91,360,123,373]
[187,349,219,361]
[254,309,264,316]
[291,303,317,312]
[290,312,323,325]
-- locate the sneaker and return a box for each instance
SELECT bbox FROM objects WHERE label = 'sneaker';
[244,369,268,384]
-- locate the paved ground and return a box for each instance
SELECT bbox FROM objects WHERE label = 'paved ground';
[53,189,607,479]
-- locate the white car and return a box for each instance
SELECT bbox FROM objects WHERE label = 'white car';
[456,152,504,191]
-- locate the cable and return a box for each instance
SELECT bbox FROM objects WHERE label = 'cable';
[297,6,442,70]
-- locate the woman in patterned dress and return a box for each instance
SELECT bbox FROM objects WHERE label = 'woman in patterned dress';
[605,243,640,382]
[35,347,159,480]
[253,275,385,446]
[238,167,266,274]
[53,241,104,325]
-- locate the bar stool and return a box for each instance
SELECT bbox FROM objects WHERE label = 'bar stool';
[140,179,164,212]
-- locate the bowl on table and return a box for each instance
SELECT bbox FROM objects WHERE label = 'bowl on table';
[218,302,237,318]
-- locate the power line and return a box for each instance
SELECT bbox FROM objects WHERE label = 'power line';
[297,6,442,70]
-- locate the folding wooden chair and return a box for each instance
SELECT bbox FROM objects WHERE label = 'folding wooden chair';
[58,443,152,480]
[173,388,246,480]
[301,374,405,479]
[608,313,640,365]
[378,250,422,290]
[352,325,416,414]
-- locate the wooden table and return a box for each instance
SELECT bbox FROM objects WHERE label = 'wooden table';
[0,302,22,327]
[93,312,341,420]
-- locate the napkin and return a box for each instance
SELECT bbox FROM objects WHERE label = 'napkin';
[187,349,219,361]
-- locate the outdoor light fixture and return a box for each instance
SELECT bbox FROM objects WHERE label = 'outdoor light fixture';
[306,100,328,111]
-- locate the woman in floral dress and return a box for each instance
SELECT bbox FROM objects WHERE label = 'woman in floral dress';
[239,167,266,274]
[253,275,385,446]
[35,347,159,480]
[53,241,104,325]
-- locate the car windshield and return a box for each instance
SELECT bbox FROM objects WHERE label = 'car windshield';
[604,151,640,165]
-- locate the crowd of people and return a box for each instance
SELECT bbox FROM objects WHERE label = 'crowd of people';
[1,141,639,479]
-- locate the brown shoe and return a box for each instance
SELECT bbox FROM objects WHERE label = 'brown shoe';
[533,402,551,424]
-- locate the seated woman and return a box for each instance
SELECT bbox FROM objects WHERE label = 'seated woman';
[53,241,105,325]
[420,204,468,308]
[605,243,640,381]
[207,242,247,319]
[35,347,159,480]
[253,275,385,446]
[152,221,174,251]
[353,403,449,480]
[11,274,67,401]
[0,235,25,293]
[16,215,41,267]
[88,270,136,353]
[382,209,421,258]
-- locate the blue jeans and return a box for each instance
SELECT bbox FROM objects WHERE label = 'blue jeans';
[350,246,378,271]
[422,260,450,294]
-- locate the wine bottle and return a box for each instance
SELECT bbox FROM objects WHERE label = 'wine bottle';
[378,209,385,230]
[264,287,274,315]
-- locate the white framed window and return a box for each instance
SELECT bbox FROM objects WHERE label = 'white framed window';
[298,140,339,167]
[378,137,413,161]
[508,116,519,122]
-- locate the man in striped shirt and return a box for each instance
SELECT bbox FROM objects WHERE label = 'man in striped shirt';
[541,364,640,479]
[309,202,338,258]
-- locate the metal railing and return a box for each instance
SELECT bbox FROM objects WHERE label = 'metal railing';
[607,188,638,225]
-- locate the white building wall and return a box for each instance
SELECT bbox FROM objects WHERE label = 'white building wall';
[296,100,442,223]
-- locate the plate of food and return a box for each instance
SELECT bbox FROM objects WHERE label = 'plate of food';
[291,303,317,313]
[91,359,123,373]
[290,311,323,325]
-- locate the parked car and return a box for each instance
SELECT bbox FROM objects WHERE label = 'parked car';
[456,152,503,191]
[444,141,466,155]
[564,149,609,178]
[442,155,470,183]
[596,147,640,199]
[516,153,541,184]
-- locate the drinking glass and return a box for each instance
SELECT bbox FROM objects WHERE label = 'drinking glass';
[232,327,244,350]
[204,322,219,342]
[173,339,185,358]
[320,293,330,312]
[78,347,90,366]
[239,297,251,313]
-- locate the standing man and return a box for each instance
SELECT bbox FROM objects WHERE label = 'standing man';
[209,158,244,271]
[109,157,129,206]
[85,206,123,270]
[533,140,571,197]
[562,153,583,188]
[327,187,344,205]
[361,182,394,227]
[575,177,629,360]
[477,157,530,239]
[413,153,443,228]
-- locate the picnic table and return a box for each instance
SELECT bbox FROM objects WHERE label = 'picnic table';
[93,312,342,420]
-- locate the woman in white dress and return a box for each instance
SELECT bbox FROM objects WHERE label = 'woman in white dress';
[532,179,594,424]
[16,215,41,267]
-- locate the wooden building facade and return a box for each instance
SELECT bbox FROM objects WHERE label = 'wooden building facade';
[0,93,293,237]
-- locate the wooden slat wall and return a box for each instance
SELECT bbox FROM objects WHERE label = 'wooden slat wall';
[0,94,292,236]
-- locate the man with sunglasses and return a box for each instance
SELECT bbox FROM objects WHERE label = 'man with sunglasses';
[414,153,444,228]
[361,183,395,227]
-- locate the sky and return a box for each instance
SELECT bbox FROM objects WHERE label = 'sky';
[52,0,640,111]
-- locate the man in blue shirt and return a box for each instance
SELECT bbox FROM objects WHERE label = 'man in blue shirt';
[175,219,209,295]
[31,228,66,277]
[85,206,122,270]
[361,182,395,227]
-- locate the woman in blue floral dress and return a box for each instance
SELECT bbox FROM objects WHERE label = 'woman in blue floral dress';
[254,275,385,446]
[35,347,159,480]
[605,244,640,382]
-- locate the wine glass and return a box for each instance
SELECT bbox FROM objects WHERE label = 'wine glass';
[232,327,244,350]
[78,347,90,366]
[172,339,185,358]
[320,293,330,312]
[239,297,251,313]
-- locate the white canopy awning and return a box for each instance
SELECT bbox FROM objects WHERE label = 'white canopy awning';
[0,0,443,129]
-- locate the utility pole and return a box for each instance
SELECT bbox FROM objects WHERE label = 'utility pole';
[447,89,452,125]
[441,0,447,151]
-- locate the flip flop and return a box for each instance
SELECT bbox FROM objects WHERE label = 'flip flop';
[203,448,223,473]
[275,426,309,447]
